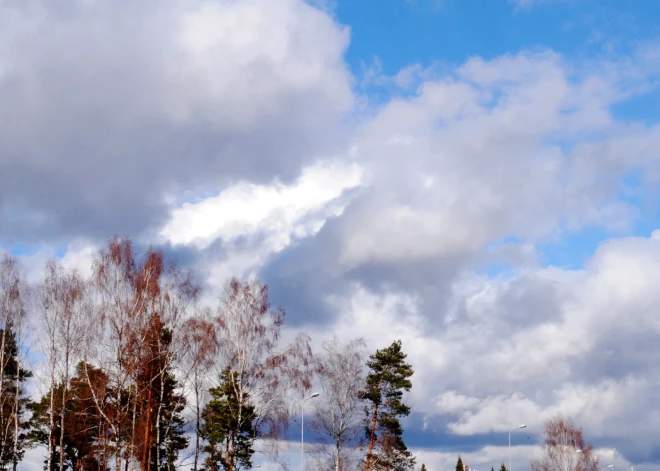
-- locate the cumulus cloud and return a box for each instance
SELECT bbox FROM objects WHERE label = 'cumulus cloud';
[0,0,353,243]
[304,232,660,464]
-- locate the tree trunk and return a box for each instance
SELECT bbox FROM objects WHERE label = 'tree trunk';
[0,302,9,467]
[59,349,70,471]
[364,400,380,471]
[156,363,165,471]
[11,315,21,471]
[193,371,200,471]
[47,337,57,471]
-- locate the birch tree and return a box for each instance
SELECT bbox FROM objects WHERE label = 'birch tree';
[309,336,367,471]
[181,314,216,471]
[213,278,315,466]
[531,416,598,471]
[87,237,161,471]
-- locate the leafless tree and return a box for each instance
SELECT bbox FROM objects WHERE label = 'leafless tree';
[86,237,157,471]
[149,259,200,471]
[213,277,315,464]
[308,336,367,471]
[181,312,217,471]
[531,416,599,471]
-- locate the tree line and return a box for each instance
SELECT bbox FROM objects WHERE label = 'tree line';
[0,237,418,471]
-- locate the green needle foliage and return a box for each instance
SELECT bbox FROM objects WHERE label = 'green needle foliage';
[201,367,257,471]
[362,340,415,471]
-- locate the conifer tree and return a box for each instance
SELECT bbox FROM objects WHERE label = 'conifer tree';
[362,340,415,471]
[134,318,188,471]
[491,466,495,471]
[201,366,257,471]
[0,328,31,471]
[421,464,427,471]
[456,456,464,471]
[28,363,111,471]
[500,464,507,471]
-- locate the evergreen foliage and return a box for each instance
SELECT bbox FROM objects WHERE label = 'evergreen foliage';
[362,340,415,471]
[0,328,32,471]
[201,366,257,471]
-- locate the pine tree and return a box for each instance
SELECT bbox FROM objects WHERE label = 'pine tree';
[500,464,507,471]
[362,340,415,471]
[456,456,464,471]
[201,366,257,471]
[0,328,31,471]
[27,362,111,471]
[421,464,427,471]
[134,318,189,471]
[491,466,495,471]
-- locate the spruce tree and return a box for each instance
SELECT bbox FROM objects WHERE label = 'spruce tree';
[491,467,495,471]
[500,464,508,471]
[0,328,32,471]
[362,340,415,471]
[456,456,464,471]
[201,366,257,471]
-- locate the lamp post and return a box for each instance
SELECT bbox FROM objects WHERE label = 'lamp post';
[301,392,320,471]
[509,424,526,471]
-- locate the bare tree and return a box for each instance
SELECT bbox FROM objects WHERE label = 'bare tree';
[213,277,315,467]
[146,259,200,471]
[86,237,156,471]
[181,313,217,471]
[36,261,90,471]
[531,416,599,471]
[309,336,367,471]
[85,238,196,471]
[37,261,64,471]
[58,264,89,471]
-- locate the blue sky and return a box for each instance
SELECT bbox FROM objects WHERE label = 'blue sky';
[334,0,660,272]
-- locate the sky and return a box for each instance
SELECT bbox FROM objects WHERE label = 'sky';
[2,0,660,469]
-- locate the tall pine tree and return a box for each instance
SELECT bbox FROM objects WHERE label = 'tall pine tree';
[201,366,257,471]
[455,456,464,471]
[362,340,415,471]
[500,464,508,471]
[135,317,188,471]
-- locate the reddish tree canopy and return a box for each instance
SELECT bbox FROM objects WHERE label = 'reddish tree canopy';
[531,416,598,471]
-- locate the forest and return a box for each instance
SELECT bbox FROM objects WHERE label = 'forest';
[0,236,418,471]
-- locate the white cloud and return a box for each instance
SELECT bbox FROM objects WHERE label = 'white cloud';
[0,0,354,241]
[335,50,660,270]
[311,231,660,461]
[161,161,363,250]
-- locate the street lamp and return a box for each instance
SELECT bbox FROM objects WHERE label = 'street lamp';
[301,392,320,471]
[509,425,526,471]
